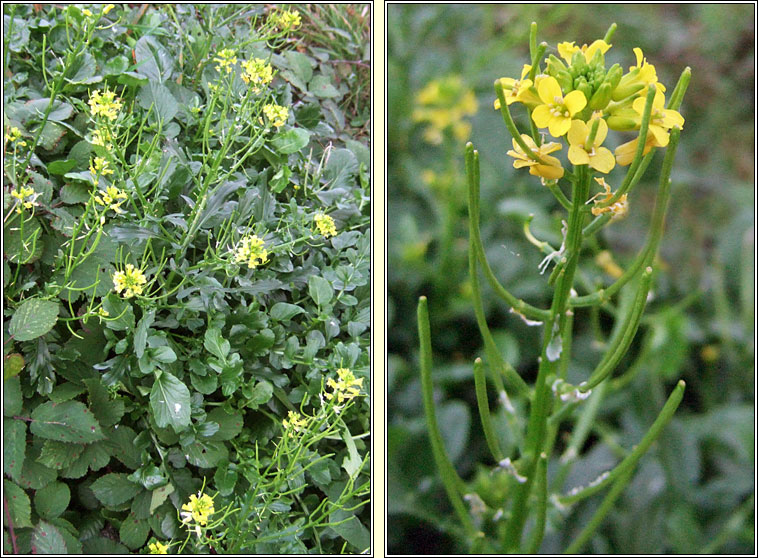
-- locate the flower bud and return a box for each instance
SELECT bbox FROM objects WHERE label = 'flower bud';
[554,69,574,93]
[575,79,593,102]
[606,107,639,131]
[604,63,623,91]
[612,69,644,101]
[588,82,613,111]
[546,54,568,76]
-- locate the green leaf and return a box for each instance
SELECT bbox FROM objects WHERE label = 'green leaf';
[137,82,178,122]
[4,353,24,379]
[47,159,77,176]
[213,462,238,496]
[206,408,244,442]
[60,442,110,479]
[31,520,68,554]
[9,298,59,341]
[30,400,105,443]
[270,302,305,321]
[340,423,363,477]
[90,473,141,507]
[34,481,70,519]
[134,35,175,83]
[285,51,313,84]
[134,309,155,359]
[4,419,26,481]
[151,346,177,364]
[102,293,135,331]
[308,275,333,306]
[4,479,32,528]
[204,327,230,360]
[328,510,369,551]
[119,515,150,550]
[37,440,84,470]
[270,128,310,154]
[104,425,141,469]
[17,449,57,490]
[84,378,125,427]
[150,371,191,432]
[245,380,273,410]
[4,216,43,264]
[185,440,228,468]
[4,375,23,416]
[59,182,90,204]
[309,74,341,98]
[149,483,174,515]
[82,536,129,554]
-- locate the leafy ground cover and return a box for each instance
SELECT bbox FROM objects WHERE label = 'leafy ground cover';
[387,4,753,555]
[3,4,370,554]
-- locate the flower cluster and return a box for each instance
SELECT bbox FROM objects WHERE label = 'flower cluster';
[180,492,216,526]
[499,36,684,181]
[269,8,301,32]
[262,103,289,128]
[325,367,364,405]
[240,57,274,93]
[213,48,238,74]
[88,87,122,121]
[112,264,147,298]
[148,541,168,555]
[94,185,128,214]
[5,126,27,147]
[10,186,38,213]
[89,156,114,178]
[314,212,337,238]
[90,128,114,151]
[282,410,308,433]
[413,75,478,144]
[234,234,269,269]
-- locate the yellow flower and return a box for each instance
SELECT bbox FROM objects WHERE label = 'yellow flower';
[112,263,147,298]
[5,126,27,147]
[148,541,168,554]
[282,410,308,432]
[90,128,114,150]
[94,185,128,214]
[103,4,115,15]
[314,212,337,238]
[613,47,666,101]
[506,134,564,180]
[269,9,301,32]
[82,8,93,17]
[180,493,215,526]
[590,177,628,220]
[631,89,684,147]
[325,367,364,404]
[10,186,38,213]
[240,58,274,93]
[494,64,542,109]
[413,76,478,144]
[213,48,237,74]
[88,88,122,121]
[234,234,269,269]
[557,39,611,63]
[531,76,587,137]
[89,156,114,177]
[566,114,615,173]
[263,103,289,127]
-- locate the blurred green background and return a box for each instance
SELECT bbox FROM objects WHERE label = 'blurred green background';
[387,4,754,554]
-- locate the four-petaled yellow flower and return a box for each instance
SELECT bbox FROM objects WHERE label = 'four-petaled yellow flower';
[90,128,114,151]
[325,367,364,405]
[567,114,615,173]
[531,76,587,137]
[269,9,301,32]
[5,126,27,147]
[557,39,611,63]
[234,234,269,269]
[89,156,114,178]
[590,177,628,220]
[507,134,564,180]
[263,103,289,128]
[88,88,122,121]
[180,492,215,526]
[112,264,147,298]
[213,48,238,74]
[314,212,337,238]
[282,410,308,433]
[494,64,541,109]
[240,58,274,93]
[631,89,684,148]
[94,185,128,214]
[148,541,168,554]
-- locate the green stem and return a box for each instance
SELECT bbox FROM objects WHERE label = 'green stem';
[472,358,504,461]
[525,452,548,553]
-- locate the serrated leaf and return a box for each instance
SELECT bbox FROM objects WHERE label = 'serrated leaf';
[9,298,59,341]
[37,440,84,470]
[34,481,70,519]
[30,400,105,443]
[270,128,310,154]
[308,275,333,306]
[270,302,305,321]
[150,371,191,432]
[4,419,26,481]
[4,353,25,379]
[104,425,140,469]
[60,442,110,479]
[4,479,32,528]
[4,375,23,416]
[150,483,174,515]
[84,378,125,427]
[119,514,150,550]
[31,520,67,554]
[81,536,129,554]
[90,473,141,507]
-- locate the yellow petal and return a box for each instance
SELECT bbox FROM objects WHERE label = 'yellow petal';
[568,145,590,166]
[590,147,616,173]
[557,41,578,63]
[548,115,571,138]
[567,119,588,147]
[531,105,552,129]
[648,124,670,147]
[537,76,562,105]
[661,109,684,129]
[541,141,563,155]
[563,90,587,115]
[593,117,609,145]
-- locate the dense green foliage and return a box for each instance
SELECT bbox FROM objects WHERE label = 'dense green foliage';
[388,4,753,554]
[4,4,370,554]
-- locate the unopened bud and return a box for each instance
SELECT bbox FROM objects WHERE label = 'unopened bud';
[589,82,613,110]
